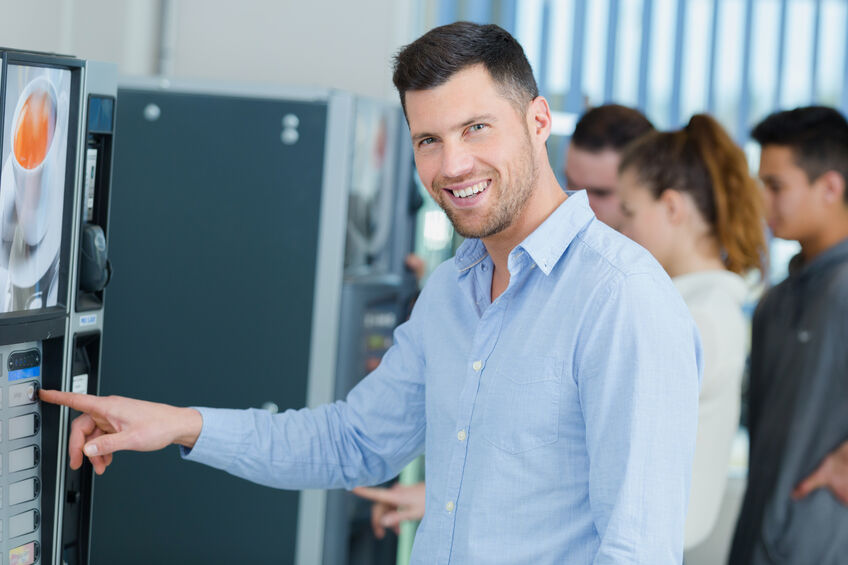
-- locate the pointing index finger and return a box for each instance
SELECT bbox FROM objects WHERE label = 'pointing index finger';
[39,389,105,415]
[352,486,402,505]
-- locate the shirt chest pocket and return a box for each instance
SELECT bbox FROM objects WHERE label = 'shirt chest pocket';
[479,356,562,454]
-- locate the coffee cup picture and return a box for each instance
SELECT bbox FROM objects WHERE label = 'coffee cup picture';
[10,76,58,247]
[0,65,71,313]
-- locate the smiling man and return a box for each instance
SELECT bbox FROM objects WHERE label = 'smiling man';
[41,22,701,564]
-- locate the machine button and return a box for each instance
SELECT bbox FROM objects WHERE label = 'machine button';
[445,501,455,512]
[472,360,482,371]
[9,382,38,407]
[457,430,467,442]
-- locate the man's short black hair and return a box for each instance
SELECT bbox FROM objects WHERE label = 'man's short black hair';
[752,106,848,196]
[571,104,655,152]
[392,22,538,115]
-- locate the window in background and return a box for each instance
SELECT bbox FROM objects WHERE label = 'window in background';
[647,0,677,129]
[781,0,817,108]
[817,0,848,106]
[612,0,643,107]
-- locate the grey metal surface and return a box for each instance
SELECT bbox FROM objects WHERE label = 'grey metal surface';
[294,91,354,565]
[61,59,118,565]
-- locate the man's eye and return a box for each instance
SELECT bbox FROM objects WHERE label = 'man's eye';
[587,188,613,199]
[469,123,487,133]
[419,137,436,147]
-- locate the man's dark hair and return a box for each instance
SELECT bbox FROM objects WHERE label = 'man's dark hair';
[392,22,538,115]
[571,104,654,152]
[752,106,848,196]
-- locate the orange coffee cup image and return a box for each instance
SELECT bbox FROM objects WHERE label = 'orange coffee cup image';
[10,76,59,247]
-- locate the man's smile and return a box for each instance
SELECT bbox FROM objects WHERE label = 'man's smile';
[441,179,492,206]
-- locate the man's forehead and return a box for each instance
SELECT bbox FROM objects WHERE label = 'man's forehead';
[405,66,515,132]
[759,145,800,172]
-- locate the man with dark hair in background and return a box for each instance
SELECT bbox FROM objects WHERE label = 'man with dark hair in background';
[564,104,654,230]
[41,22,701,564]
[729,105,848,565]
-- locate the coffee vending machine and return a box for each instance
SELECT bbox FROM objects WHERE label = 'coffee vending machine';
[0,49,116,565]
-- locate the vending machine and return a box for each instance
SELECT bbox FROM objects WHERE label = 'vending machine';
[95,80,417,564]
[0,49,116,565]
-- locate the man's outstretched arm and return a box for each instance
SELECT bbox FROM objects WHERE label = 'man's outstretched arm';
[39,389,203,474]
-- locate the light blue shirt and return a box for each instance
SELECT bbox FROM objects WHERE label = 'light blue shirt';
[183,191,702,564]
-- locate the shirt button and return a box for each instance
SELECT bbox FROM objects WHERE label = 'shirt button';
[446,501,455,512]
[798,330,810,343]
[457,429,467,441]
[472,360,483,371]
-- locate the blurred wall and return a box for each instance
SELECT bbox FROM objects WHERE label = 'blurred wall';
[0,0,417,100]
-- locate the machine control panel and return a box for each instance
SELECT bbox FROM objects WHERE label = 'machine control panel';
[1,343,42,565]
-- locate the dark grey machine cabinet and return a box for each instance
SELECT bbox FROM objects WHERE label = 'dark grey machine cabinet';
[94,88,328,564]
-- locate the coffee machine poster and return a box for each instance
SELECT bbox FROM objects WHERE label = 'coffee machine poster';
[0,64,71,313]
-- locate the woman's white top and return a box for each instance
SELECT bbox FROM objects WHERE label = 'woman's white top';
[674,270,748,549]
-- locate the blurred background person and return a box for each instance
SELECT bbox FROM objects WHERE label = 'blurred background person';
[616,114,766,552]
[728,106,848,565]
[564,104,654,230]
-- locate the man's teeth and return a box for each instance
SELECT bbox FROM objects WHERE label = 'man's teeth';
[452,181,488,198]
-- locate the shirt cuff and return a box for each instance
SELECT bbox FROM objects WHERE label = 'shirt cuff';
[178,406,248,467]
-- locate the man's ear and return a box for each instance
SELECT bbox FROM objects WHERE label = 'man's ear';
[659,189,688,225]
[526,96,552,143]
[817,170,847,206]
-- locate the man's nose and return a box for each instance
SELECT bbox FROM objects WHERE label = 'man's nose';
[441,141,474,179]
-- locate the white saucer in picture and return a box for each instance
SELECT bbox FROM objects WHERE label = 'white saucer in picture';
[5,112,67,289]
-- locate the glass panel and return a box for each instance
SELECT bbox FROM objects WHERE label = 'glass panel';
[714,0,747,134]
[816,0,847,106]
[582,0,610,106]
[647,0,678,128]
[749,0,782,127]
[547,0,575,95]
[680,0,714,121]
[612,0,644,106]
[515,0,545,84]
[781,0,816,108]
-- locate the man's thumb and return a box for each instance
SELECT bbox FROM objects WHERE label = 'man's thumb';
[793,459,830,500]
[84,432,128,457]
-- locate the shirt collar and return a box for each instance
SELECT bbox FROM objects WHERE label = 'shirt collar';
[789,235,848,278]
[454,190,596,275]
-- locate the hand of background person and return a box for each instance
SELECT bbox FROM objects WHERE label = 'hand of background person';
[405,254,427,282]
[352,481,426,539]
[793,440,848,505]
[39,390,203,476]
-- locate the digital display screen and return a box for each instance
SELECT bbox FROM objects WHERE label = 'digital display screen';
[0,64,72,313]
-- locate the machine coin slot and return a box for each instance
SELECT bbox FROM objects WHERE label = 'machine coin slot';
[8,415,39,441]
[9,541,39,565]
[9,479,39,506]
[9,510,39,538]
[8,382,39,407]
[8,446,39,473]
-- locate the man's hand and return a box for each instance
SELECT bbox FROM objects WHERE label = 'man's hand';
[39,390,203,475]
[352,482,426,539]
[793,440,848,505]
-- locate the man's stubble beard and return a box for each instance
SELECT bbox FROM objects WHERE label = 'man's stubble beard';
[439,137,539,239]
